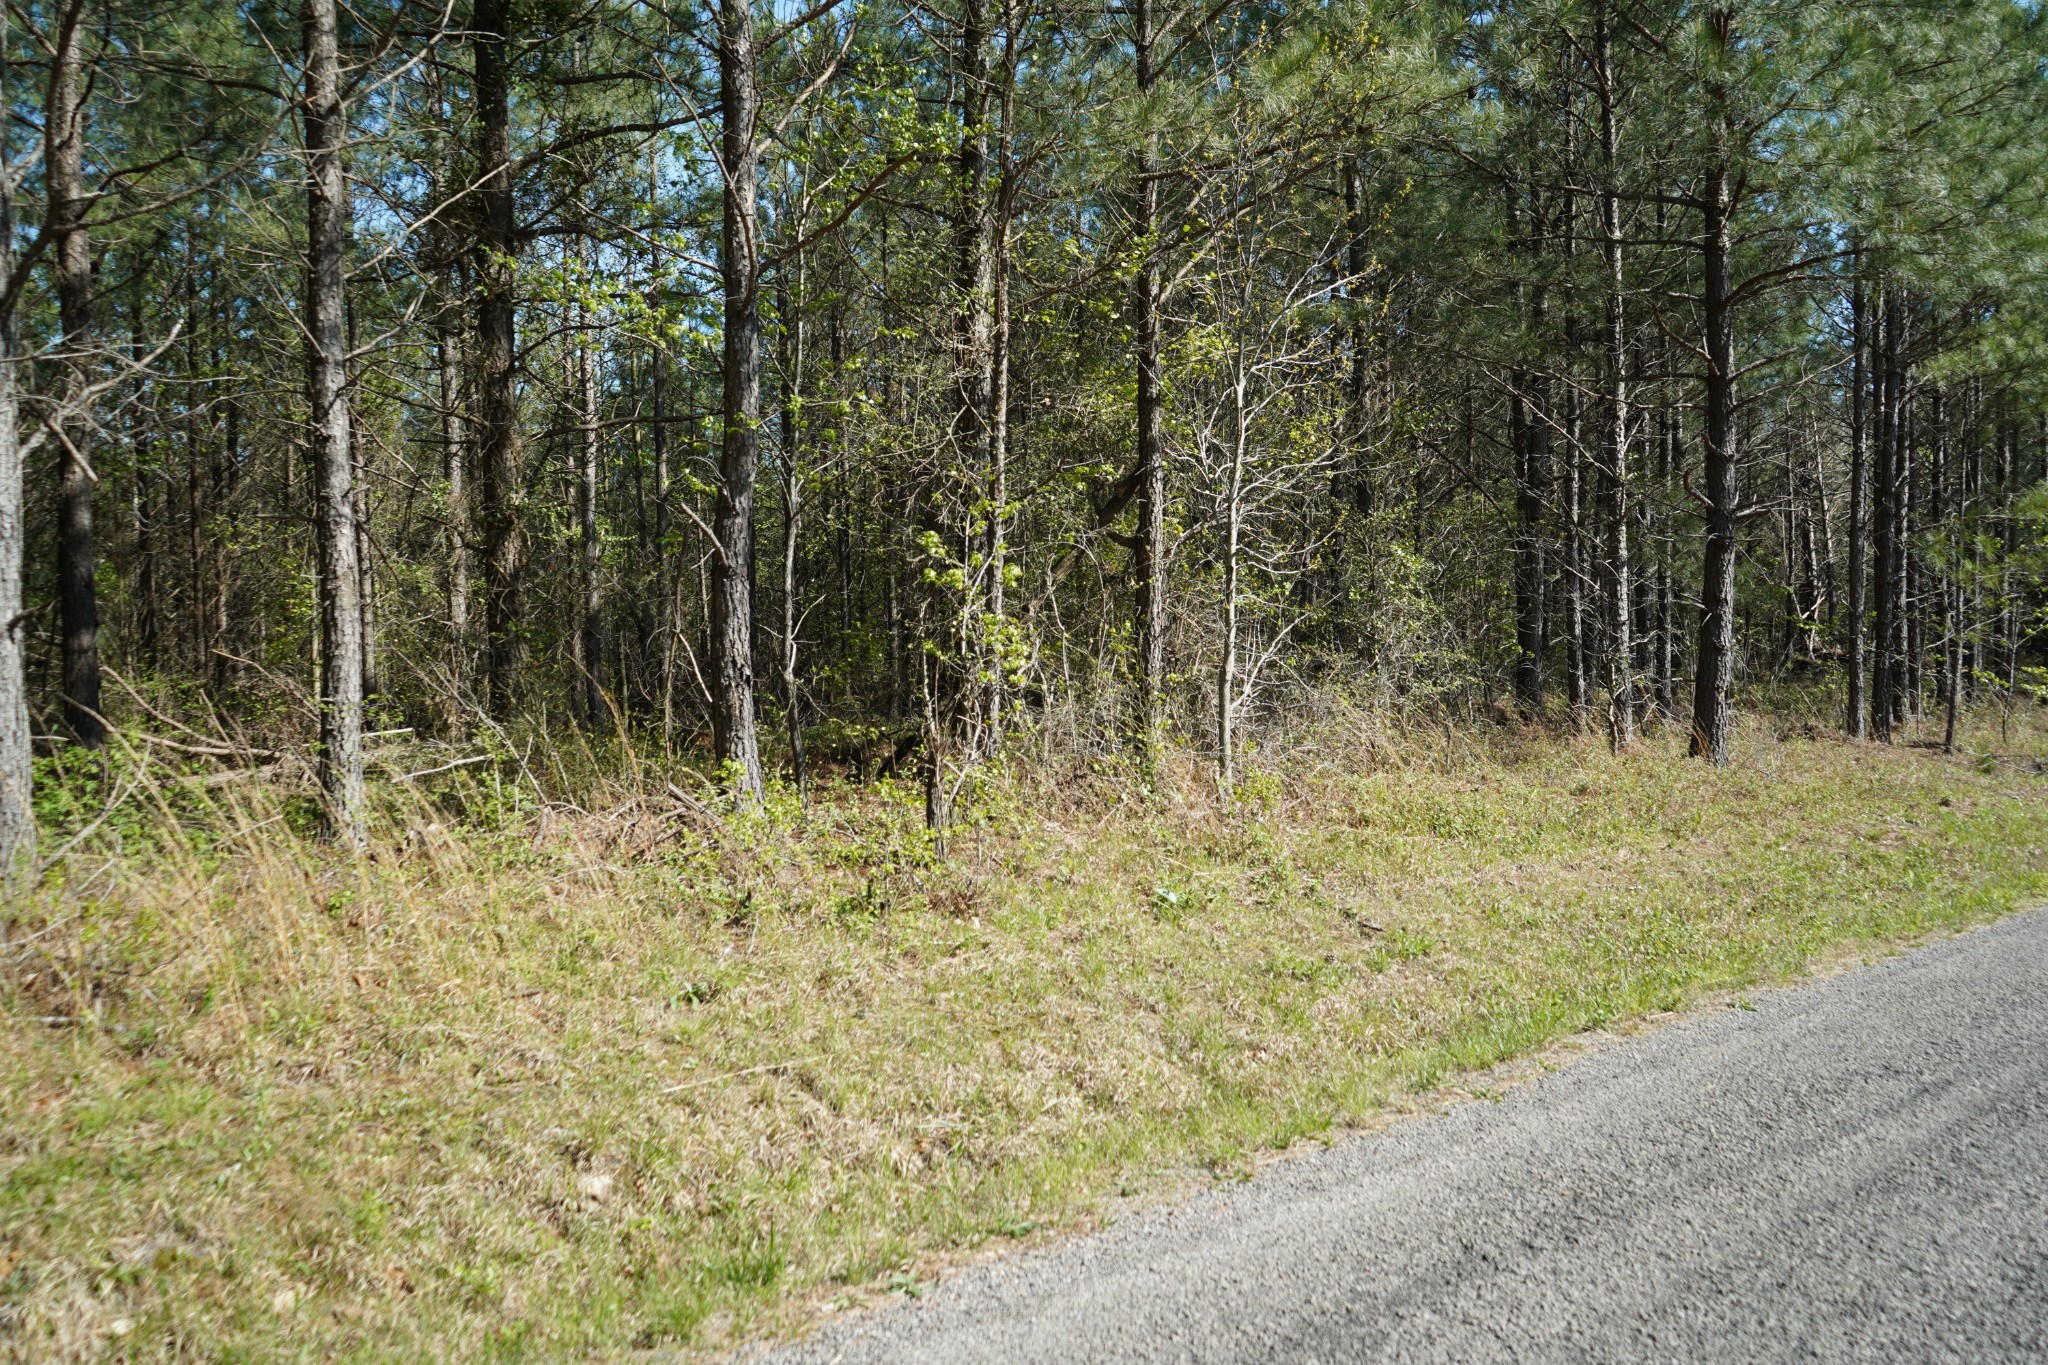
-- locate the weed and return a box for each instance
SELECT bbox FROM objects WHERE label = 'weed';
[2,709,2044,1361]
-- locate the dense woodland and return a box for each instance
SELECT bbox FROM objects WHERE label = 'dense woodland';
[1,0,2046,861]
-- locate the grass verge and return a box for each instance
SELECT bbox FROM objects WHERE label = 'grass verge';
[5,709,2048,1361]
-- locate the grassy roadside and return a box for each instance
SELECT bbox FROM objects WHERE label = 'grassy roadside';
[5,710,2047,1362]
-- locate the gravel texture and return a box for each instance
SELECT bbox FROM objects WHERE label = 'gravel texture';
[752,907,2048,1363]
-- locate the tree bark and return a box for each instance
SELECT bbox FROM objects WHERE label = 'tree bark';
[0,25,30,870]
[1595,4,1634,748]
[182,264,205,675]
[1655,406,1676,715]
[711,0,765,800]
[348,305,377,699]
[47,0,101,748]
[1942,572,1962,752]
[131,311,158,670]
[985,182,1012,740]
[1871,287,1905,740]
[982,16,1017,746]
[1688,159,1738,765]
[1797,470,1825,661]
[654,350,676,742]
[1902,370,1922,723]
[778,276,806,794]
[438,319,469,705]
[473,0,525,717]
[1131,0,1166,771]
[578,283,604,729]
[1344,158,1372,518]
[304,0,365,844]
[1510,378,1549,715]
[1998,420,2018,699]
[1845,261,1867,738]
[1217,368,1247,791]
[1564,383,1589,724]
[925,0,1004,838]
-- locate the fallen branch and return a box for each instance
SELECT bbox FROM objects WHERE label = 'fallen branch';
[665,782,727,828]
[135,731,285,762]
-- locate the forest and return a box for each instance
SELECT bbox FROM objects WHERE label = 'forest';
[7,3,2048,1356]
[0,0,2044,860]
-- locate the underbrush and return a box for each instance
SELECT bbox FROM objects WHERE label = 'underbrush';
[5,705,2048,1361]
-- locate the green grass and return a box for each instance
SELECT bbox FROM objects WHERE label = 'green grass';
[4,709,2047,1361]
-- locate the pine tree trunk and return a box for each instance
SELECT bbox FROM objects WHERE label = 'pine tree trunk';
[1929,385,1950,740]
[579,300,604,730]
[983,60,1016,743]
[1904,383,1923,723]
[781,466,805,793]
[304,0,365,845]
[473,0,525,718]
[1957,384,1974,703]
[1871,286,1900,740]
[1131,0,1167,772]
[1564,384,1589,725]
[1655,408,1676,716]
[711,0,765,801]
[1595,6,1633,747]
[1345,159,1372,518]
[651,343,673,743]
[985,204,1011,740]
[778,278,806,795]
[1798,484,1825,661]
[1217,370,1248,791]
[1889,299,1913,731]
[348,307,376,700]
[1845,264,1867,737]
[47,0,101,748]
[1943,581,1961,752]
[0,82,29,871]
[925,0,996,838]
[132,312,158,671]
[1999,421,2017,699]
[1689,162,1739,765]
[182,266,205,676]
[438,321,469,708]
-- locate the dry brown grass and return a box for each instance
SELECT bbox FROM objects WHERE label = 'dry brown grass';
[4,707,2047,1361]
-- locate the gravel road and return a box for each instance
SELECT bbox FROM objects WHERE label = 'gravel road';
[752,908,2048,1363]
